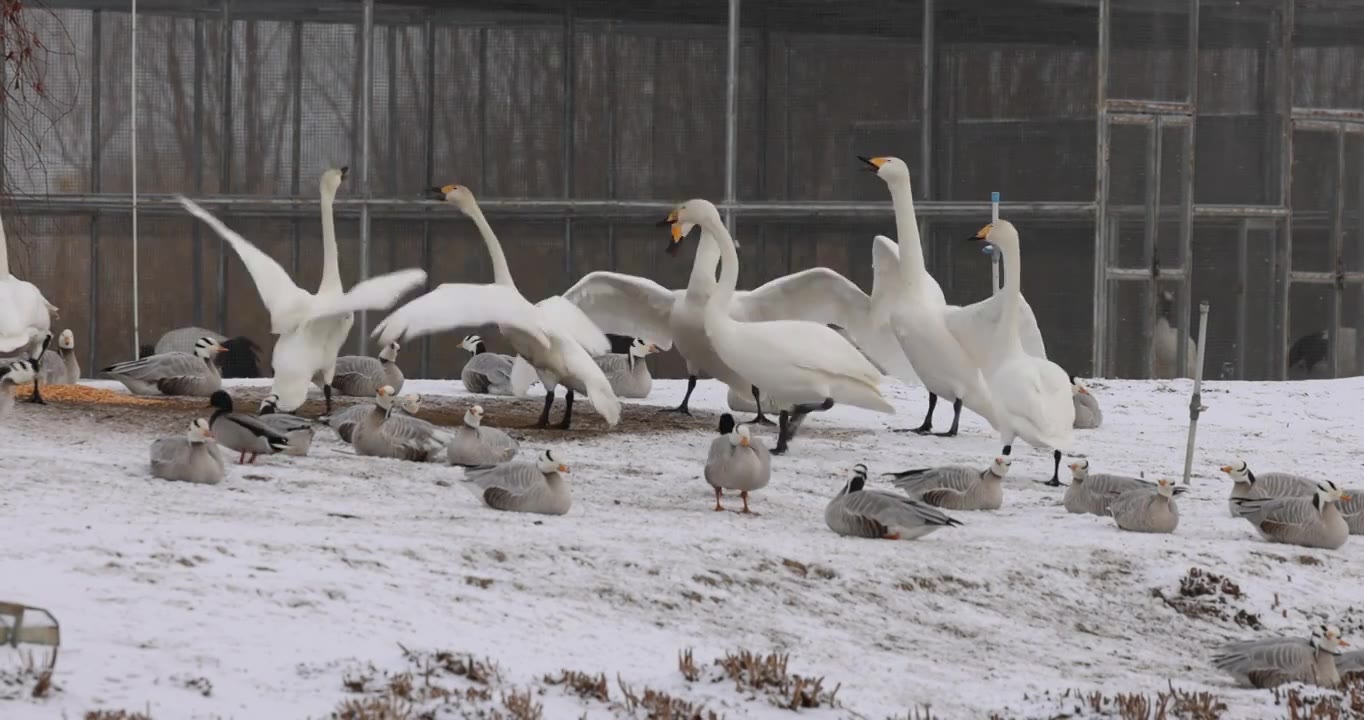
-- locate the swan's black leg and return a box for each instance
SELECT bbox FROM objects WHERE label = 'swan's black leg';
[660,375,697,415]
[323,383,334,415]
[773,410,791,455]
[785,398,834,442]
[534,388,555,429]
[900,393,936,434]
[1040,449,1064,487]
[748,385,775,426]
[557,390,575,430]
[28,333,51,404]
[933,399,962,437]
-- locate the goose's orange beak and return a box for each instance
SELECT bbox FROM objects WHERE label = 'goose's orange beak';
[557,464,570,473]
[1219,465,1233,473]
[739,436,751,447]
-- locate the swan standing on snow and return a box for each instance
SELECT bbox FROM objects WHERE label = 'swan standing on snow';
[563,223,912,426]
[150,418,226,485]
[102,336,227,397]
[703,414,771,513]
[323,342,403,397]
[825,464,962,540]
[662,200,893,453]
[374,185,618,430]
[966,221,1073,485]
[459,335,517,396]
[1,360,37,419]
[0,199,57,404]
[177,168,428,414]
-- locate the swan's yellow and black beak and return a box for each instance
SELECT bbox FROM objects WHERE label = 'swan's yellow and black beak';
[339,166,350,180]
[857,155,887,172]
[428,184,458,200]
[658,210,683,256]
[966,223,993,242]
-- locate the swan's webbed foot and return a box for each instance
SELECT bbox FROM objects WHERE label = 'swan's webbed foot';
[661,375,698,416]
[747,413,775,426]
[932,399,962,437]
[1039,478,1064,488]
[659,404,692,416]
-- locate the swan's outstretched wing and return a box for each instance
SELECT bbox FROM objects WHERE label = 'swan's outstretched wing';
[303,268,428,323]
[177,196,312,333]
[373,284,549,348]
[942,292,1048,368]
[562,272,680,350]
[535,295,611,357]
[730,268,870,325]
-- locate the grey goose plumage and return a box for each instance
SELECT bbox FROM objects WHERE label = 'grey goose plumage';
[1108,478,1184,533]
[1231,480,1351,549]
[324,393,421,444]
[593,337,660,399]
[1213,625,1349,688]
[887,456,1011,511]
[103,336,226,397]
[352,385,452,462]
[1221,459,1361,533]
[825,464,962,540]
[257,394,316,456]
[446,404,520,466]
[459,335,517,396]
[322,342,404,397]
[150,418,227,485]
[460,449,572,515]
[703,413,771,513]
[1063,459,1153,516]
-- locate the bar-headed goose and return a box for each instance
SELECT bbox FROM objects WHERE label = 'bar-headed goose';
[446,405,520,466]
[1109,478,1185,533]
[1231,481,1351,550]
[886,456,1011,511]
[1221,459,1319,514]
[257,394,316,456]
[0,360,37,419]
[1213,625,1349,688]
[595,337,661,399]
[324,392,421,445]
[459,335,518,396]
[704,414,772,514]
[1063,459,1153,516]
[1338,649,1364,679]
[0,200,56,404]
[208,390,290,464]
[323,342,404,397]
[825,464,962,540]
[36,329,79,386]
[460,449,572,516]
[150,418,226,485]
[1071,376,1101,429]
[353,385,452,462]
[103,336,227,397]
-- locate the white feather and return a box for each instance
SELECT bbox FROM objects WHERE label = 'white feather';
[561,272,679,350]
[373,283,550,349]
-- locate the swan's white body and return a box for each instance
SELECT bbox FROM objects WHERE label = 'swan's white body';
[177,171,427,412]
[975,221,1074,453]
[562,230,919,405]
[676,200,892,414]
[0,198,55,361]
[373,186,620,426]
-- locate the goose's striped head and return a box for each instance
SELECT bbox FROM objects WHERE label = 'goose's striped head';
[989,456,1012,478]
[461,335,483,353]
[1311,625,1349,655]
[187,418,214,444]
[57,329,75,350]
[464,404,485,428]
[1314,480,1349,506]
[630,337,661,358]
[1219,460,1250,483]
[845,463,869,493]
[378,342,401,363]
[194,337,228,360]
[1068,458,1090,482]
[1,360,37,386]
[537,449,569,475]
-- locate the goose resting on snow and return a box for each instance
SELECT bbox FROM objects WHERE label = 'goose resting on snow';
[323,342,403,397]
[103,336,227,397]
[1213,625,1349,688]
[1230,481,1351,550]
[150,418,227,485]
[886,456,1011,511]
[1063,459,1152,516]
[1108,478,1184,533]
[825,464,962,540]
[459,335,518,396]
[352,385,452,462]
[1220,460,1361,532]
[1070,376,1101,429]
[446,405,520,466]
[460,449,572,516]
[324,392,421,444]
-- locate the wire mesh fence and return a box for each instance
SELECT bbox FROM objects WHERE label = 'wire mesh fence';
[2,0,1362,381]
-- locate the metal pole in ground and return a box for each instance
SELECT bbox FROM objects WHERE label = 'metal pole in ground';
[1181,300,1211,485]
[990,191,1000,294]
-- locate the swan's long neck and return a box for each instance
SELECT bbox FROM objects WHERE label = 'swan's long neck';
[0,204,9,278]
[887,178,926,288]
[702,218,740,330]
[995,235,1023,349]
[466,204,516,289]
[319,184,342,295]
[688,234,722,293]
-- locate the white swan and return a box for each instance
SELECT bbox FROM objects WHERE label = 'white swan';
[373,185,619,429]
[0,197,57,404]
[967,220,1073,484]
[176,170,427,414]
[663,199,892,453]
[563,225,914,424]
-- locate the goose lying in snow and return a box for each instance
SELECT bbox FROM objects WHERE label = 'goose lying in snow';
[460,449,572,516]
[1063,459,1152,516]
[208,390,290,464]
[1109,478,1184,533]
[1231,481,1351,550]
[1220,460,1361,532]
[103,336,227,397]
[886,456,1011,511]
[1338,649,1364,678]
[825,464,962,540]
[703,414,771,514]
[595,337,661,399]
[150,418,226,485]
[257,394,316,456]
[446,405,520,466]
[0,360,37,419]
[353,385,452,462]
[35,329,79,386]
[1071,376,1101,429]
[323,342,403,397]
[1213,625,1349,688]
[459,335,518,396]
[324,393,421,444]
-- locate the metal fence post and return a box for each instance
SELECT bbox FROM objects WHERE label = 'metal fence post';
[723,0,739,230]
[1092,0,1111,377]
[217,0,234,334]
[420,16,435,378]
[88,9,103,368]
[356,0,374,351]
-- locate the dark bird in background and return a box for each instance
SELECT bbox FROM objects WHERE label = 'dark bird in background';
[1288,330,1329,372]
[605,333,636,355]
[219,336,264,378]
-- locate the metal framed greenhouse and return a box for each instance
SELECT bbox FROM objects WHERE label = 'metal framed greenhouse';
[2,0,1362,381]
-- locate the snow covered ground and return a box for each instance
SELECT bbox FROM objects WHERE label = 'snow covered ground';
[1,375,1362,718]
